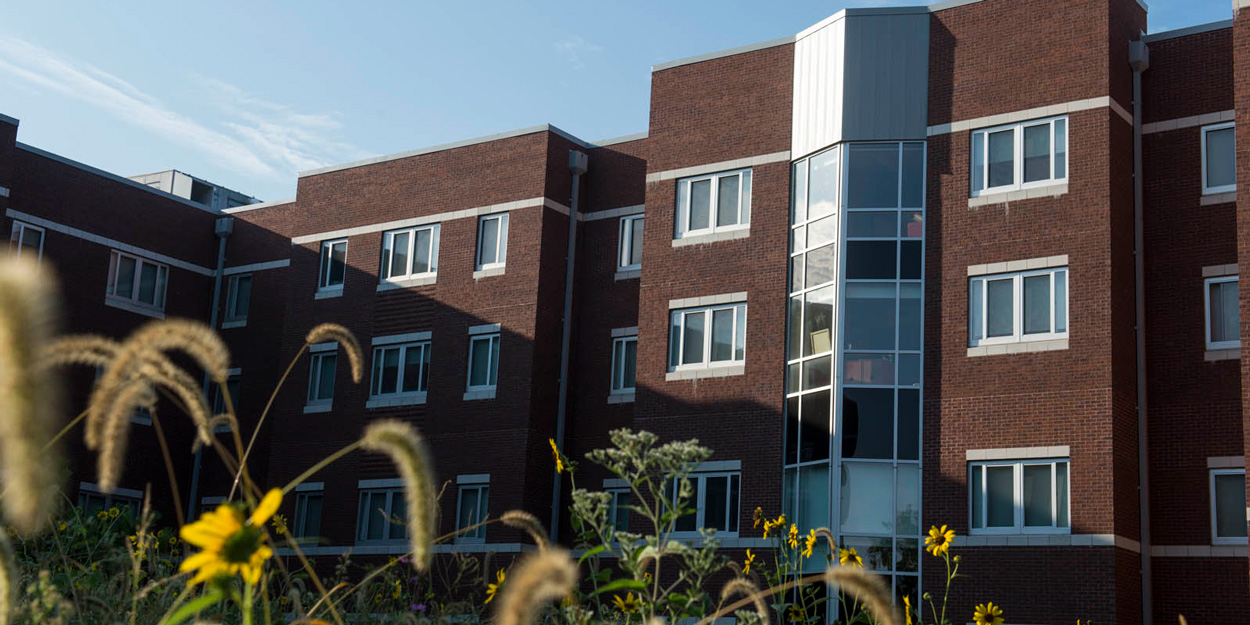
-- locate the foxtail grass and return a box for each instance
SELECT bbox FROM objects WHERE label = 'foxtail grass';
[359,420,436,570]
[720,578,768,624]
[500,510,549,549]
[493,549,578,625]
[0,530,14,625]
[97,381,157,492]
[824,566,899,625]
[0,258,63,534]
[305,324,362,383]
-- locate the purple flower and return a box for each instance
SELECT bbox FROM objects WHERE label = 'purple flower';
[411,603,427,612]
[399,556,409,564]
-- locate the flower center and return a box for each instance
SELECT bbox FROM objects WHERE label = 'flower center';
[221,526,263,564]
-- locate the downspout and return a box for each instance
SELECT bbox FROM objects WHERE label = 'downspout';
[187,216,234,520]
[550,150,589,542]
[1129,37,1152,625]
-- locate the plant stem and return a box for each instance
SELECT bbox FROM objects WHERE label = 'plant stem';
[242,581,254,625]
[282,440,362,494]
[232,344,309,500]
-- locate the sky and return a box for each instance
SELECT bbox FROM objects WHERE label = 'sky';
[0,0,1232,201]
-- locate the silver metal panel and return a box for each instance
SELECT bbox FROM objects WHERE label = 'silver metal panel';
[842,13,930,141]
[792,17,845,158]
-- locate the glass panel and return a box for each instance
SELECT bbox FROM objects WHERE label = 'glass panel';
[897,464,920,535]
[899,283,922,350]
[843,536,892,571]
[808,149,839,220]
[897,390,920,461]
[711,308,734,362]
[470,338,492,386]
[971,133,985,192]
[1023,123,1052,183]
[1056,462,1069,528]
[786,397,800,465]
[1023,464,1053,527]
[800,391,831,462]
[390,231,410,277]
[847,212,897,238]
[116,256,136,298]
[1223,281,1240,344]
[689,179,711,231]
[1214,473,1248,538]
[986,278,1014,338]
[1210,282,1227,342]
[402,345,425,392]
[20,228,42,256]
[489,337,500,385]
[704,476,729,530]
[787,362,801,394]
[988,129,1015,188]
[847,144,901,208]
[623,340,637,389]
[844,354,894,386]
[380,347,400,394]
[798,464,830,535]
[316,354,336,401]
[717,175,740,227]
[805,243,837,288]
[840,463,894,534]
[846,241,897,280]
[1054,271,1067,333]
[300,494,323,537]
[612,492,631,531]
[804,285,836,356]
[900,241,921,280]
[783,467,798,522]
[232,276,252,319]
[969,279,984,341]
[329,243,346,285]
[674,478,699,532]
[681,311,706,365]
[367,492,386,540]
[630,218,644,265]
[902,211,923,238]
[611,342,624,390]
[137,263,158,304]
[155,267,167,308]
[792,160,808,225]
[971,467,984,528]
[734,304,746,360]
[669,313,682,368]
[1054,119,1067,179]
[1207,127,1236,189]
[788,296,803,360]
[741,172,752,224]
[458,488,479,531]
[986,466,1015,527]
[844,283,896,350]
[808,215,838,247]
[896,539,920,572]
[902,142,925,207]
[792,225,806,251]
[842,388,894,459]
[389,492,409,539]
[897,354,920,387]
[479,219,499,265]
[1023,274,1052,335]
[791,255,805,292]
[414,229,432,274]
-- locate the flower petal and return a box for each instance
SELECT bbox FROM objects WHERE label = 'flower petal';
[178,550,219,574]
[250,489,283,526]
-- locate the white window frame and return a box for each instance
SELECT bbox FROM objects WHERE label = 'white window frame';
[675,168,752,239]
[455,483,490,542]
[968,459,1071,535]
[293,488,324,539]
[669,471,741,537]
[77,483,143,517]
[1205,275,1241,351]
[668,303,747,371]
[224,274,252,324]
[369,340,431,399]
[356,487,407,543]
[1201,122,1236,196]
[610,336,638,393]
[475,214,509,271]
[618,214,644,271]
[318,239,348,293]
[106,250,169,311]
[9,221,44,262]
[1210,468,1248,545]
[305,345,337,409]
[380,224,440,282]
[970,115,1068,197]
[466,333,500,392]
[969,267,1069,347]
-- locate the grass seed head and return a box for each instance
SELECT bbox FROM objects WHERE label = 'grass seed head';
[494,549,578,625]
[305,323,363,383]
[360,420,437,570]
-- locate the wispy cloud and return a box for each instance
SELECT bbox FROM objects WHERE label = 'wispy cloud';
[0,36,368,181]
[553,35,603,70]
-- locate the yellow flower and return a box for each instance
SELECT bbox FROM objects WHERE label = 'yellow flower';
[392,579,402,599]
[179,488,281,586]
[272,513,289,535]
[743,549,756,575]
[839,546,863,568]
[903,595,913,625]
[95,510,107,520]
[57,522,66,532]
[108,507,120,518]
[787,605,805,623]
[752,506,763,529]
[973,602,1004,625]
[925,525,956,557]
[787,524,799,549]
[484,568,505,604]
[548,438,564,474]
[802,529,817,559]
[613,592,641,614]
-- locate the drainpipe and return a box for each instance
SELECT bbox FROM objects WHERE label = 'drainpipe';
[550,150,589,542]
[1129,37,1152,625]
[187,216,234,520]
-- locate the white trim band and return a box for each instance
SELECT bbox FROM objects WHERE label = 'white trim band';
[6,209,215,276]
[583,205,644,222]
[224,259,290,275]
[966,446,1071,461]
[967,255,1068,277]
[222,197,296,214]
[669,292,748,309]
[290,197,547,245]
[309,341,339,353]
[295,482,324,492]
[959,533,1140,551]
[1202,264,1239,278]
[358,478,404,489]
[0,186,9,198]
[646,151,790,183]
[1142,110,1235,135]
[372,331,432,346]
[79,482,145,499]
[1208,456,1246,468]
[611,326,639,338]
[457,473,490,485]
[468,323,500,335]
[1151,544,1249,557]
[927,97,1132,137]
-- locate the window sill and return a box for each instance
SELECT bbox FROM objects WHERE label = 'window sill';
[463,389,496,401]
[473,267,506,279]
[967,338,1068,357]
[614,269,641,281]
[666,364,745,381]
[968,182,1067,207]
[104,297,166,319]
[1205,348,1240,361]
[378,275,437,291]
[303,403,332,414]
[314,288,344,300]
[608,390,636,404]
[221,319,247,329]
[366,394,428,409]
[1201,191,1236,206]
[672,227,750,247]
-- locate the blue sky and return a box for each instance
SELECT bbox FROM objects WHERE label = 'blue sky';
[0,0,1230,201]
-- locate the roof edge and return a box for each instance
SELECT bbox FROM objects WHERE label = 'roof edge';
[592,131,648,147]
[651,35,795,73]
[223,196,296,214]
[0,113,18,127]
[1143,19,1232,43]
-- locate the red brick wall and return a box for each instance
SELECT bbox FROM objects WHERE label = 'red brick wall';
[1234,0,1250,600]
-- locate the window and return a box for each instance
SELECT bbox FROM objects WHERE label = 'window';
[1210,469,1247,544]
[306,347,337,408]
[969,459,1070,534]
[106,251,169,311]
[9,222,44,262]
[668,303,747,370]
[294,490,324,539]
[672,471,740,534]
[211,373,241,415]
[476,214,509,270]
[356,487,407,542]
[611,336,637,393]
[370,340,431,397]
[318,239,348,292]
[675,169,752,239]
[1202,122,1236,195]
[224,275,252,324]
[608,488,631,532]
[969,267,1068,347]
[78,485,142,518]
[466,333,500,391]
[1205,276,1240,350]
[456,484,490,541]
[381,225,440,282]
[618,215,644,270]
[971,116,1067,197]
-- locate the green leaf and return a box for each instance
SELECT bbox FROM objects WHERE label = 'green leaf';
[589,578,648,597]
[160,588,224,625]
[578,545,607,565]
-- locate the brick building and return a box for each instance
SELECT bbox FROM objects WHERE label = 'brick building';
[2,0,1249,621]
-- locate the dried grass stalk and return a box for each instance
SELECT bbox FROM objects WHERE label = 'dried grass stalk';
[494,549,578,625]
[720,578,768,624]
[39,335,120,369]
[360,420,437,570]
[0,258,63,534]
[500,510,549,549]
[824,566,899,625]
[305,323,363,383]
[0,529,15,625]
[97,381,157,493]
